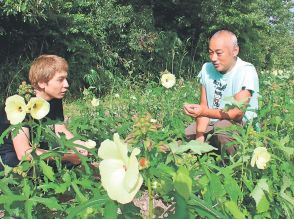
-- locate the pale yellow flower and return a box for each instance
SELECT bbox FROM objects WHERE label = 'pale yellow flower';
[150,118,157,123]
[114,93,120,98]
[27,97,50,120]
[161,70,176,88]
[91,98,100,107]
[98,133,143,204]
[5,95,27,125]
[84,139,96,149]
[251,147,271,169]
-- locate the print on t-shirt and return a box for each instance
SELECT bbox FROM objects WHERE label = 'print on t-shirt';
[212,80,227,108]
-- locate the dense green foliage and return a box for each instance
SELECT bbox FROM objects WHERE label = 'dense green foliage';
[0,0,293,98]
[0,1,294,217]
[0,70,293,218]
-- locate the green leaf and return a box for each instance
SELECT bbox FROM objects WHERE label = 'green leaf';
[279,146,294,160]
[250,178,270,213]
[209,173,226,200]
[173,140,217,155]
[39,160,55,181]
[280,175,294,206]
[169,193,188,219]
[103,200,118,219]
[223,96,247,111]
[22,179,31,198]
[25,200,34,219]
[224,174,242,203]
[0,194,27,204]
[66,196,109,219]
[188,194,225,219]
[225,201,245,219]
[30,196,63,210]
[173,166,192,201]
[257,195,270,213]
[71,181,87,203]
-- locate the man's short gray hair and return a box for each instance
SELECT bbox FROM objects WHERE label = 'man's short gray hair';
[211,30,238,47]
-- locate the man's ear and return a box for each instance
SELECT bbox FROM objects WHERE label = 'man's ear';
[38,81,47,89]
[233,46,239,57]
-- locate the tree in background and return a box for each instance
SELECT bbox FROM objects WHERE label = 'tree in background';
[0,0,293,98]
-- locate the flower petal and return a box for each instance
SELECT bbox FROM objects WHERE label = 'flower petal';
[27,97,50,120]
[98,136,128,162]
[161,72,176,89]
[124,148,141,192]
[99,159,125,196]
[99,159,142,204]
[5,95,27,124]
[113,133,129,164]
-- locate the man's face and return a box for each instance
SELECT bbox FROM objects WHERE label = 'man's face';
[38,71,69,100]
[208,35,239,73]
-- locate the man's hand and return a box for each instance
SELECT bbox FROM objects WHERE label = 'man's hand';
[183,104,207,118]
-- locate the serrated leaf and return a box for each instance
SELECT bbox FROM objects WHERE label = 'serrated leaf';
[279,135,290,147]
[225,201,245,219]
[0,194,27,204]
[30,196,63,210]
[22,179,31,198]
[250,178,270,213]
[280,175,294,206]
[174,166,192,201]
[39,160,55,181]
[279,146,294,160]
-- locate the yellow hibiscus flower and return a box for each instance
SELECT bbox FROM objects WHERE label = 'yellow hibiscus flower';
[251,147,271,169]
[98,133,143,204]
[5,95,27,124]
[27,97,50,120]
[160,70,176,88]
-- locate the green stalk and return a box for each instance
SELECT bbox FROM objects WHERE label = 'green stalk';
[147,177,153,219]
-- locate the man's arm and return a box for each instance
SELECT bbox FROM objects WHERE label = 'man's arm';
[54,124,89,155]
[12,127,82,164]
[184,88,252,122]
[195,86,210,142]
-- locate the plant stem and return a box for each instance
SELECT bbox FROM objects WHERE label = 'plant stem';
[147,177,153,219]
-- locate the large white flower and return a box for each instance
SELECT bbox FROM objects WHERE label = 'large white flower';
[98,133,143,204]
[161,70,176,89]
[5,95,27,125]
[27,97,50,120]
[251,147,271,169]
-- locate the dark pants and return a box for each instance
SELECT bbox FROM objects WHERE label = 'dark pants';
[0,152,19,171]
[185,120,244,155]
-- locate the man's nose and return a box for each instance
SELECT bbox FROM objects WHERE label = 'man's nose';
[210,52,217,62]
[64,79,69,88]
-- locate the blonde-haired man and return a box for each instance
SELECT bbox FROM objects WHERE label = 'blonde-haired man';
[0,55,89,169]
